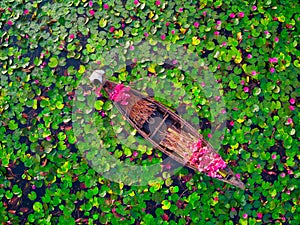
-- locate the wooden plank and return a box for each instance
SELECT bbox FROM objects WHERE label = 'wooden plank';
[149,113,169,139]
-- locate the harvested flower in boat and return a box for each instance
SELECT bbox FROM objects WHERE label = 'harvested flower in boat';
[190,139,227,178]
[109,84,131,105]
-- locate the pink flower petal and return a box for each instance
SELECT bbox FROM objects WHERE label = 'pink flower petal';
[109,26,115,33]
[89,9,95,16]
[289,105,295,111]
[251,70,257,75]
[257,212,263,219]
[229,13,235,18]
[103,4,109,9]
[289,98,295,104]
[287,118,293,124]
[45,136,51,141]
[238,12,244,18]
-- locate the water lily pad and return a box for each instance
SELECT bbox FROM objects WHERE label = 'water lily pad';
[48,57,59,68]
[206,41,215,50]
[33,202,43,213]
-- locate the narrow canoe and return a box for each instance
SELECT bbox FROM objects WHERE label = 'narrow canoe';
[91,70,245,189]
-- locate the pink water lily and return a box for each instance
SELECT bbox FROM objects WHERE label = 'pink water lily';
[89,9,95,16]
[229,13,235,18]
[257,212,263,219]
[270,67,275,73]
[286,118,293,125]
[269,57,278,63]
[238,12,244,18]
[45,136,51,141]
[103,4,109,9]
[109,26,115,33]
[289,105,295,111]
[289,98,295,104]
[194,22,199,28]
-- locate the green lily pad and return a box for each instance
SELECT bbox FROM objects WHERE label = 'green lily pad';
[33,202,43,213]
[48,57,58,68]
[206,41,215,50]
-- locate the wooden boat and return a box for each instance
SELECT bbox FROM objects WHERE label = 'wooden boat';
[90,70,245,189]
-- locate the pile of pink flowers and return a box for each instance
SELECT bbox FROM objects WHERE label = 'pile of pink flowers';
[109,84,131,105]
[189,139,227,178]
